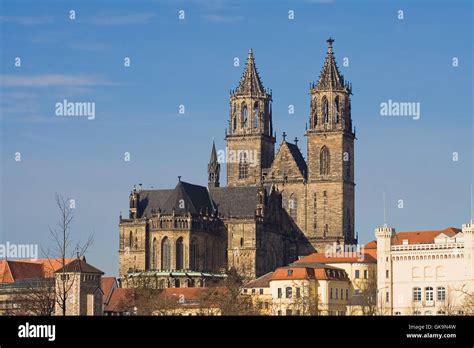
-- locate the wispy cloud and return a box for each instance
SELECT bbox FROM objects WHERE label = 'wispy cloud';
[80,13,155,26]
[0,16,54,26]
[0,74,116,87]
[202,14,243,23]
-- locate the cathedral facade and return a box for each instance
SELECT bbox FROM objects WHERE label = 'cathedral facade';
[119,38,357,285]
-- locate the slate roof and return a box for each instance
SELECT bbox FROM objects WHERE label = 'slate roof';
[137,189,173,218]
[234,49,268,96]
[209,186,259,218]
[315,39,347,91]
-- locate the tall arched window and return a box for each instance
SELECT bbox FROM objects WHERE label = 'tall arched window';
[129,231,133,249]
[253,102,259,129]
[161,237,171,270]
[425,287,434,301]
[190,238,198,270]
[242,103,248,128]
[238,152,249,179]
[320,146,330,175]
[313,99,318,126]
[322,96,329,124]
[232,104,237,132]
[334,96,339,124]
[176,237,184,270]
[152,237,158,269]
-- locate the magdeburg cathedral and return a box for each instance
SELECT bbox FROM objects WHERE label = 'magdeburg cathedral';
[119,38,357,287]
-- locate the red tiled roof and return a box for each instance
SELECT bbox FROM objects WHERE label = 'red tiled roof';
[0,258,76,283]
[271,267,316,281]
[392,227,460,245]
[295,252,376,264]
[105,288,135,313]
[101,277,117,304]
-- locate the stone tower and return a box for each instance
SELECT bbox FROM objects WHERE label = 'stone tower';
[226,49,275,186]
[306,38,356,250]
[208,140,220,188]
[375,224,396,315]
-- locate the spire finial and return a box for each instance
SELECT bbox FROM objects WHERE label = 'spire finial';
[178,176,181,182]
[294,137,298,146]
[327,37,334,52]
[282,132,287,142]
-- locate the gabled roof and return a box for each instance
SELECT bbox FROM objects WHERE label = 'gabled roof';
[233,49,268,97]
[391,227,460,245]
[160,181,214,215]
[101,277,118,304]
[314,38,348,92]
[0,258,77,283]
[270,141,307,180]
[243,272,273,288]
[55,258,104,275]
[137,189,173,218]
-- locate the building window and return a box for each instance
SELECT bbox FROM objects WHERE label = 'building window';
[259,288,264,295]
[320,146,330,175]
[385,292,389,303]
[243,289,248,294]
[413,287,421,301]
[330,288,333,299]
[253,102,259,129]
[296,287,301,298]
[287,269,293,276]
[395,311,401,315]
[363,270,368,279]
[333,96,339,124]
[242,103,248,128]
[335,289,338,299]
[277,288,282,298]
[264,302,269,309]
[277,310,282,316]
[355,270,360,278]
[346,289,349,300]
[252,289,256,295]
[238,152,249,179]
[286,309,292,316]
[176,237,184,270]
[386,270,389,279]
[425,287,434,301]
[322,96,329,123]
[190,238,198,270]
[161,237,171,270]
[286,287,293,299]
[413,311,421,315]
[437,287,445,301]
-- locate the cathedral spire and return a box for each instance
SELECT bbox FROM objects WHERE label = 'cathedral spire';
[234,49,268,97]
[314,38,350,92]
[208,140,220,188]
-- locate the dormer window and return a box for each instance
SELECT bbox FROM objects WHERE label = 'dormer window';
[287,269,293,276]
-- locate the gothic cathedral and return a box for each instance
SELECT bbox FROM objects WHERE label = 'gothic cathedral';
[118,38,357,287]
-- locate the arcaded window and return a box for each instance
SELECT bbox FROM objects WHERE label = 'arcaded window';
[320,146,330,175]
[334,96,339,124]
[322,96,329,123]
[161,237,171,270]
[242,103,248,128]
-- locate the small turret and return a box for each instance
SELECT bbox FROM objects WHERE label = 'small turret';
[208,141,220,188]
[129,187,139,219]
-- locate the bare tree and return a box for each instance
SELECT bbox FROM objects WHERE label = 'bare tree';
[12,278,56,316]
[46,193,94,316]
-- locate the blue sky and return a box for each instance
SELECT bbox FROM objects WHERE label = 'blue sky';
[0,0,472,276]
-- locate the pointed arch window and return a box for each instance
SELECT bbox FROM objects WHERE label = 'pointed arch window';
[161,237,171,270]
[242,103,248,128]
[190,238,198,270]
[232,104,237,133]
[313,98,318,126]
[322,96,329,124]
[176,237,184,270]
[334,96,339,124]
[129,231,133,249]
[320,146,330,175]
[253,102,259,129]
[152,237,158,269]
[238,152,249,179]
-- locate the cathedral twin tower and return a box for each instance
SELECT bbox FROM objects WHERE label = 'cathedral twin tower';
[215,38,356,251]
[119,38,356,281]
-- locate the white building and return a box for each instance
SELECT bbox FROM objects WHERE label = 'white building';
[375,220,474,315]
